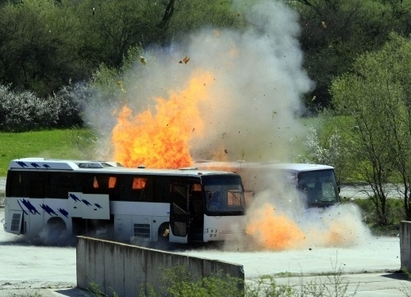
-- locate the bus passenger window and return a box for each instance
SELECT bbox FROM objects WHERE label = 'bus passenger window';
[130,177,153,201]
[48,173,80,198]
[29,172,47,198]
[132,177,147,189]
[7,172,29,197]
[109,176,117,189]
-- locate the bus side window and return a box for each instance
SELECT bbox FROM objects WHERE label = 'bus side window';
[153,177,171,202]
[82,175,96,193]
[7,172,46,198]
[48,173,80,198]
[131,177,147,201]
[82,174,118,195]
[6,172,29,197]
[29,172,47,198]
[141,177,153,201]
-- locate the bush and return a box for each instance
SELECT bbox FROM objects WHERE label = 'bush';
[0,84,83,132]
[141,265,244,297]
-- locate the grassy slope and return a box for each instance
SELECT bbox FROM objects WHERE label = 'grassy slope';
[0,129,96,176]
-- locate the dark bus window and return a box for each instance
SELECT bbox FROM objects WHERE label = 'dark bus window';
[153,176,172,202]
[131,176,153,201]
[6,171,46,198]
[48,172,81,198]
[116,175,154,201]
[82,174,119,199]
[6,171,29,197]
[29,172,47,198]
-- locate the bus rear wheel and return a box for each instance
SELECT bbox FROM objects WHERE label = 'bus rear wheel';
[40,217,72,246]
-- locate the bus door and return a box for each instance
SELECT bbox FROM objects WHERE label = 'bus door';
[169,183,189,244]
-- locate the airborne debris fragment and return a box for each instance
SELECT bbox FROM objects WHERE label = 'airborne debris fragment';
[179,56,190,64]
[139,56,147,65]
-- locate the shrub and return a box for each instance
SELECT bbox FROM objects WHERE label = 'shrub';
[0,84,83,131]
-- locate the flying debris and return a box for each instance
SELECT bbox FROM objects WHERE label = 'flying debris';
[139,56,147,65]
[117,81,126,93]
[179,56,190,64]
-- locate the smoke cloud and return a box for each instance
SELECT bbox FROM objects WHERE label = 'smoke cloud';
[83,0,313,162]
[79,0,372,250]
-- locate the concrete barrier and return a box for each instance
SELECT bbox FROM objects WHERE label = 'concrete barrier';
[76,236,244,296]
[400,221,411,272]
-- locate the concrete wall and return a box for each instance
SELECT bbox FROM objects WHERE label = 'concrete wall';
[401,221,411,272]
[76,236,244,296]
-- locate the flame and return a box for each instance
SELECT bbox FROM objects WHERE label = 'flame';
[246,203,306,250]
[111,71,213,168]
[245,203,366,250]
[110,69,366,251]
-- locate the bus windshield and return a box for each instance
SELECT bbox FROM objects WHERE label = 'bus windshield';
[297,169,339,208]
[202,175,246,215]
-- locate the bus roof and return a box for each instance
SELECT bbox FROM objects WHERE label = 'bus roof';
[8,158,239,177]
[193,160,334,173]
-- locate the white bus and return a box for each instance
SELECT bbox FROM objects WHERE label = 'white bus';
[3,158,246,246]
[194,161,340,208]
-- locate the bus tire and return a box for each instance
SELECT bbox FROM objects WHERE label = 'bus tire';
[41,217,69,246]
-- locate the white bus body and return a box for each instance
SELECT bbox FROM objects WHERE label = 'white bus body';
[3,158,247,245]
[194,161,340,208]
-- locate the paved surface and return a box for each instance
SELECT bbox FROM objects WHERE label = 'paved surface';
[1,178,411,296]
[3,273,411,297]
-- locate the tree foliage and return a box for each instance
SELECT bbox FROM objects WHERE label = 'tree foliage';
[330,33,411,223]
[290,0,411,112]
[0,0,241,99]
[1,0,410,113]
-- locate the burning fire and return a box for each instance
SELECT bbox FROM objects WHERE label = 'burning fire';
[110,69,366,251]
[245,202,365,250]
[246,203,306,250]
[111,71,213,168]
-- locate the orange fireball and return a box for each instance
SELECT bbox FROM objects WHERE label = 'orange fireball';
[111,71,213,168]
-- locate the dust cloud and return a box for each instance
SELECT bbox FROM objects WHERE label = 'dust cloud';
[79,0,372,251]
[219,170,372,252]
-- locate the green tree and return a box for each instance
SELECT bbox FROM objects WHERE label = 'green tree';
[330,33,411,223]
[0,0,90,97]
[72,0,168,68]
[290,0,411,112]
[0,0,242,99]
[168,0,245,44]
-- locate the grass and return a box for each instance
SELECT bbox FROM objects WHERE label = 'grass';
[0,129,97,176]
